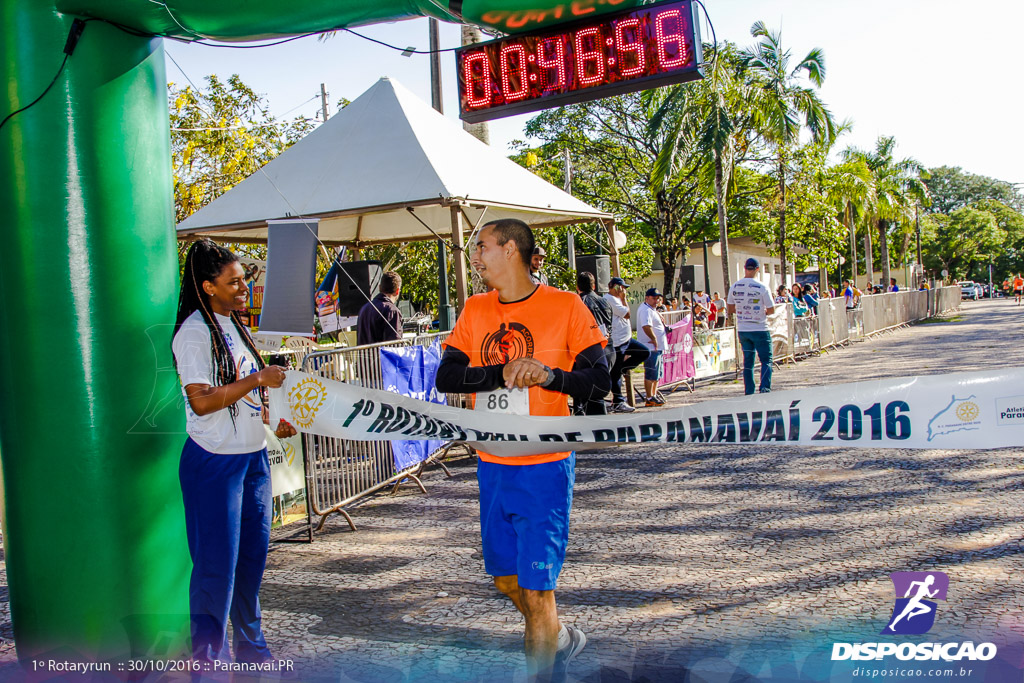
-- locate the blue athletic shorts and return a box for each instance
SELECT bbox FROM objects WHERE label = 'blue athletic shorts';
[476,454,575,591]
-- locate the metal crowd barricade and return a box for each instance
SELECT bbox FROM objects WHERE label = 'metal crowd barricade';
[817,302,837,349]
[931,286,961,316]
[792,316,816,356]
[769,307,795,363]
[299,332,465,532]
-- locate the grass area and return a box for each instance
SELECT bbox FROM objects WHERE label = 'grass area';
[917,314,964,324]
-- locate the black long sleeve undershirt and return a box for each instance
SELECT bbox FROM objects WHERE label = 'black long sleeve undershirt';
[435,343,611,403]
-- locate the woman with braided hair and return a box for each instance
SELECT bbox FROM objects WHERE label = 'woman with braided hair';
[171,239,296,667]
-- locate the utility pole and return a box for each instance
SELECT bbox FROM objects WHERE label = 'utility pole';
[564,148,575,272]
[428,18,454,331]
[915,207,923,271]
[320,83,329,122]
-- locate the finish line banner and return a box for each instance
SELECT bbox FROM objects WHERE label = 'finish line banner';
[269,369,1024,458]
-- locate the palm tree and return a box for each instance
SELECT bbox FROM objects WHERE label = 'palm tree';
[650,43,762,295]
[844,137,929,288]
[742,21,836,286]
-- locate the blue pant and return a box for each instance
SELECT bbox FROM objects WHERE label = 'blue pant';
[738,330,773,395]
[180,438,273,665]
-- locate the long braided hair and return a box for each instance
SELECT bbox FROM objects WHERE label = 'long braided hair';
[173,239,266,423]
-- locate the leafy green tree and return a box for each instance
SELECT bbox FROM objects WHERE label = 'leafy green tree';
[921,206,1002,281]
[650,42,764,295]
[170,74,315,223]
[786,139,870,291]
[842,136,928,287]
[521,92,716,295]
[923,166,1022,215]
[742,21,836,282]
[170,74,317,270]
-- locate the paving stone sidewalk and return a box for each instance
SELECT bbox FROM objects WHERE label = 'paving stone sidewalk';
[1,299,1022,682]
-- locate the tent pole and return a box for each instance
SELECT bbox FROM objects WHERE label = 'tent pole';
[450,205,469,313]
[604,219,621,277]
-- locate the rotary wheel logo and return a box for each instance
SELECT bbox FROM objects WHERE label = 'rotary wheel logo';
[955,401,979,422]
[481,322,535,365]
[288,377,327,428]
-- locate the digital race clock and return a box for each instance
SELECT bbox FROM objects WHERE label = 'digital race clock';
[456,0,704,124]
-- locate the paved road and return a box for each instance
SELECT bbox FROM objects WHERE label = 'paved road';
[251,298,1023,681]
[3,299,1023,681]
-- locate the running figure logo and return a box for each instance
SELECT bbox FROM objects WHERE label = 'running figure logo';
[881,571,949,635]
[481,322,535,365]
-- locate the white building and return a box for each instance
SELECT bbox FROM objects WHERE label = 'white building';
[625,237,802,309]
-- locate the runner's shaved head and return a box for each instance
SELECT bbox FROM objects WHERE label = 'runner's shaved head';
[483,219,535,269]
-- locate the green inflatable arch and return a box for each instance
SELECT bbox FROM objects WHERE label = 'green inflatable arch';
[0,0,637,666]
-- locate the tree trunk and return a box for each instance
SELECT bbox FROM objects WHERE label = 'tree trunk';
[864,223,874,288]
[846,203,856,282]
[715,154,732,296]
[778,157,788,290]
[819,219,829,295]
[661,250,678,298]
[878,219,891,289]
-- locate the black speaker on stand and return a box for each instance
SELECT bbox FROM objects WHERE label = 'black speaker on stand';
[576,254,611,294]
[678,265,697,296]
[335,260,383,316]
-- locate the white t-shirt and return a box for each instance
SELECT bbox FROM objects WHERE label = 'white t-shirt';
[172,310,266,454]
[603,292,632,347]
[636,303,667,351]
[713,297,727,316]
[727,278,774,332]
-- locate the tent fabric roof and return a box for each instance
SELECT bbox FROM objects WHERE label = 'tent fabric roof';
[177,77,611,244]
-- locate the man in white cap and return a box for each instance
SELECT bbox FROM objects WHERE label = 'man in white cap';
[727,258,775,394]
[637,287,667,406]
[603,277,649,412]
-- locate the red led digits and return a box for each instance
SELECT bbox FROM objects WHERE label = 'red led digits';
[463,52,492,108]
[654,9,689,69]
[537,36,567,91]
[614,18,645,77]
[500,44,530,101]
[574,26,606,86]
[456,1,703,123]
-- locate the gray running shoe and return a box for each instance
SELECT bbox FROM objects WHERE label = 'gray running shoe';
[610,402,635,413]
[555,624,587,664]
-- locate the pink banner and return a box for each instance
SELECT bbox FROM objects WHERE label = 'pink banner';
[662,315,696,384]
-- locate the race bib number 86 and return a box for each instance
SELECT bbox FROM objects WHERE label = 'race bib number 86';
[476,388,530,415]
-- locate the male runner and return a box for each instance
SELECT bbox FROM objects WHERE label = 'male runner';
[888,575,939,632]
[1014,273,1023,305]
[435,218,609,680]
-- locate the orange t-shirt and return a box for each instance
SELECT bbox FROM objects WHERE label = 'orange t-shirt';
[443,285,607,466]
[1014,277,1023,289]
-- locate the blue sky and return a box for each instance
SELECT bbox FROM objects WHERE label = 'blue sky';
[165,0,1024,184]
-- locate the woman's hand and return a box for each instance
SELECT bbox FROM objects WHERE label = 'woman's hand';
[257,365,288,389]
[274,419,297,439]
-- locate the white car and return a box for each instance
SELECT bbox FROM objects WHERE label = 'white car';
[960,281,982,300]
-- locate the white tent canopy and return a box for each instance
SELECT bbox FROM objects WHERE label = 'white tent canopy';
[176,77,613,246]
